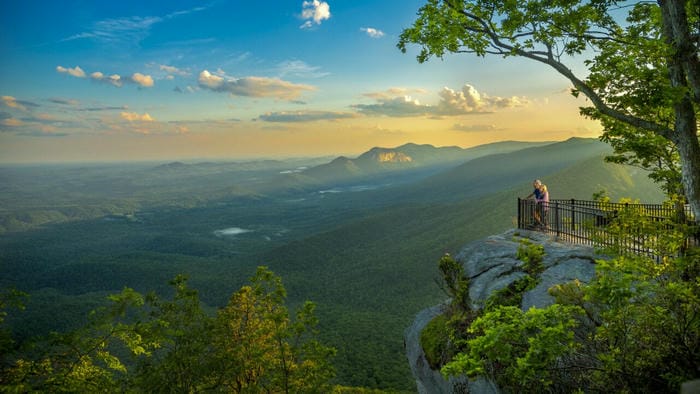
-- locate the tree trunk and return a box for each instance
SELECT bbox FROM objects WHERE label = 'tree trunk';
[675,127,700,224]
[659,0,700,224]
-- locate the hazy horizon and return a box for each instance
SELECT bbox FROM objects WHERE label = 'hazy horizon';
[0,137,577,166]
[1,1,601,163]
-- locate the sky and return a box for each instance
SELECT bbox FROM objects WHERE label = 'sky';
[0,0,603,163]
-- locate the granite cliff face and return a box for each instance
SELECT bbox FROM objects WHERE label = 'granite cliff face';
[405,229,601,393]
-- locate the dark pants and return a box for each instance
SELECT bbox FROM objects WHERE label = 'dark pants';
[535,201,548,225]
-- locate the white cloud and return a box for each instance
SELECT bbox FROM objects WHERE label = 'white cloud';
[276,60,330,79]
[360,27,384,38]
[59,5,212,48]
[56,65,86,78]
[300,0,331,29]
[61,16,162,46]
[120,111,154,122]
[198,70,315,100]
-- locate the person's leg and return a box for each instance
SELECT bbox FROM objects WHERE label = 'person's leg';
[541,202,548,228]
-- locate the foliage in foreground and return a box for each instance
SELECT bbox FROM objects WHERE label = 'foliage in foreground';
[428,209,700,392]
[0,267,336,393]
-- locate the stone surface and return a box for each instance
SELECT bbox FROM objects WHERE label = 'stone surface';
[405,229,602,393]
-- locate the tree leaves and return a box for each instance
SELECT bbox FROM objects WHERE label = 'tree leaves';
[0,267,336,392]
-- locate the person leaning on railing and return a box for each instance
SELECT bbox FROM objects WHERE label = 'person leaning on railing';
[524,179,549,229]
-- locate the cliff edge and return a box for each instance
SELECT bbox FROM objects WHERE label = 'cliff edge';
[405,229,601,393]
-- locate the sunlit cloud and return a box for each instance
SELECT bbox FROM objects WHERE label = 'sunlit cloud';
[1,118,24,127]
[2,96,38,111]
[452,123,502,132]
[174,124,189,134]
[56,65,86,78]
[198,70,315,100]
[437,84,529,115]
[363,88,428,100]
[131,73,154,87]
[360,27,384,38]
[35,113,59,121]
[120,111,154,122]
[354,84,530,117]
[57,67,155,88]
[258,110,356,122]
[300,0,330,29]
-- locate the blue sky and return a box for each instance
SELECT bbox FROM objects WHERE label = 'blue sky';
[0,0,601,162]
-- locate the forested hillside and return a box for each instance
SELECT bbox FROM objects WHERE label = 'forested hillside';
[0,138,665,390]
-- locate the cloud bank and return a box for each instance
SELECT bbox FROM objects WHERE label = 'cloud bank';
[58,65,154,88]
[258,110,356,122]
[355,84,529,117]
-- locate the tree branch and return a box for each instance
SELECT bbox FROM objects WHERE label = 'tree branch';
[444,0,675,140]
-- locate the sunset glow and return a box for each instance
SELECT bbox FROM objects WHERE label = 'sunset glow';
[0,1,601,163]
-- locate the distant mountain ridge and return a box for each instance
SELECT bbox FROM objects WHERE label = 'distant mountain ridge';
[301,140,552,184]
[385,137,618,203]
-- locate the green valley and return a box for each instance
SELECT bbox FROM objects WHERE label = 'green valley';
[0,138,665,391]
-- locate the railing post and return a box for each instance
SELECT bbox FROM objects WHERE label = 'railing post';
[570,198,575,235]
[517,197,522,229]
[555,200,560,237]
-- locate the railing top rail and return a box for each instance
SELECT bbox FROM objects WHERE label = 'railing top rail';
[545,199,694,219]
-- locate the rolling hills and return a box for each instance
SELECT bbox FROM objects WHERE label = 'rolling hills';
[0,137,666,391]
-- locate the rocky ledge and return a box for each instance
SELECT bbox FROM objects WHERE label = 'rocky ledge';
[405,229,602,394]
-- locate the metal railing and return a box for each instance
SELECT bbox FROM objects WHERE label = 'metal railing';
[517,198,698,259]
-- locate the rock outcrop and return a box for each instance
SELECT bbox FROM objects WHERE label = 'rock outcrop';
[405,229,602,393]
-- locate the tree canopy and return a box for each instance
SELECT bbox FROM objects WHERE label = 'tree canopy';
[0,267,336,392]
[399,0,700,222]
